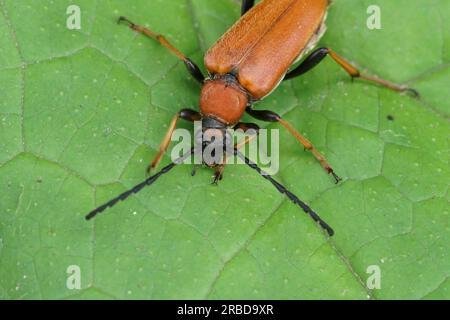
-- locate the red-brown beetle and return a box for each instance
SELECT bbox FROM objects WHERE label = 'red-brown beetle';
[86,0,417,236]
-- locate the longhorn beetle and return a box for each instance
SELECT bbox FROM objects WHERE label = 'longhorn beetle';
[86,0,418,236]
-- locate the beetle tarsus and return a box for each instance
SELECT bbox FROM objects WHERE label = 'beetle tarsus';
[212,169,224,185]
[211,175,222,185]
[118,16,134,27]
[333,173,342,184]
[404,87,420,99]
[329,170,342,184]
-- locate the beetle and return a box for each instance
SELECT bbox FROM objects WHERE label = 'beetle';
[86,0,417,236]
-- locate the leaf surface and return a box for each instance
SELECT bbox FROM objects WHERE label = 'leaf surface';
[0,0,448,299]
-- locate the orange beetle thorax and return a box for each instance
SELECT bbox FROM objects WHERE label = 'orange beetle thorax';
[200,79,248,125]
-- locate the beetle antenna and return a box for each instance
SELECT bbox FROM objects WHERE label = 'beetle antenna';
[85,148,194,220]
[234,149,334,236]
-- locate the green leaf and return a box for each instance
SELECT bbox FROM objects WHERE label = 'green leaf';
[0,0,448,300]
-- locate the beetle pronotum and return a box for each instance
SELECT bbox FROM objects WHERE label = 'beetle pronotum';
[86,0,418,236]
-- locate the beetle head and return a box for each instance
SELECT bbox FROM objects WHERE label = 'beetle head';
[195,117,232,167]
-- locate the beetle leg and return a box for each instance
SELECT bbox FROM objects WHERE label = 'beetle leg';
[241,0,255,16]
[284,48,329,79]
[212,165,225,185]
[285,47,419,97]
[118,16,205,83]
[149,109,201,173]
[246,108,341,184]
[212,153,228,185]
